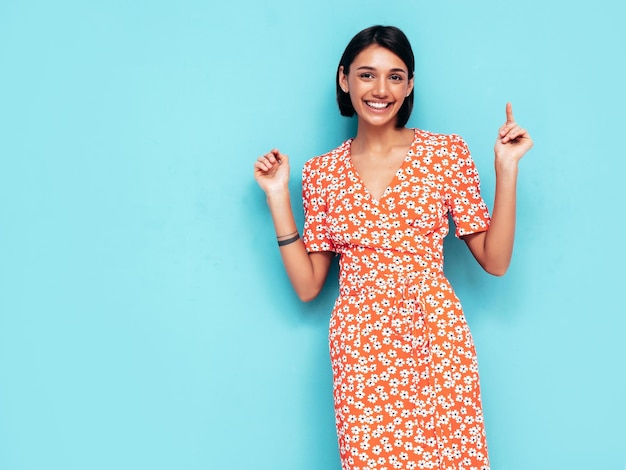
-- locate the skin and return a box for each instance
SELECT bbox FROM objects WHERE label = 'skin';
[338,45,416,201]
[254,44,533,301]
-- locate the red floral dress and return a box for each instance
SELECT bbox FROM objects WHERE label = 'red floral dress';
[302,129,492,470]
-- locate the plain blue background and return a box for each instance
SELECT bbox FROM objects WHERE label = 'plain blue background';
[1,1,625,469]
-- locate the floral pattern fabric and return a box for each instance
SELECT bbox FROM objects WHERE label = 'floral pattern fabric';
[302,129,491,470]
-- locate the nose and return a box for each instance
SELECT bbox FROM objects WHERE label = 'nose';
[373,77,388,97]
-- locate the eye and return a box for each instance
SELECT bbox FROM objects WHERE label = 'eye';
[359,72,375,80]
[390,74,404,82]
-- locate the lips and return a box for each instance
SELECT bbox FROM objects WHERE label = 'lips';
[366,101,391,110]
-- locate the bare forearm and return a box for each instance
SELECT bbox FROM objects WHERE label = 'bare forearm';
[266,190,331,301]
[482,162,519,275]
[465,103,533,276]
[464,161,519,275]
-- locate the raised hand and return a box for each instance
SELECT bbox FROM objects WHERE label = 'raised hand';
[494,102,533,165]
[254,149,291,195]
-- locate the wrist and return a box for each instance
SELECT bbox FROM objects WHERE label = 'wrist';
[265,188,293,214]
[494,158,519,176]
[265,186,291,202]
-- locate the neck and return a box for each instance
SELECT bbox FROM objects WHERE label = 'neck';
[352,122,413,154]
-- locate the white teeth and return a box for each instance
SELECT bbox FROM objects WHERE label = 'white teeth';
[366,101,389,109]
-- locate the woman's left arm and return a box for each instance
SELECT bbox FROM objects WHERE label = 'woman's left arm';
[464,102,534,276]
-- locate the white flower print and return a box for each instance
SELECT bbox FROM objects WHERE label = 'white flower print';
[302,129,491,469]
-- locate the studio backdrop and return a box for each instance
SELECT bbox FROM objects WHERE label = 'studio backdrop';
[0,1,624,469]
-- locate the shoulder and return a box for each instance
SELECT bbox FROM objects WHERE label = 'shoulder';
[410,128,472,166]
[412,128,468,151]
[302,138,352,178]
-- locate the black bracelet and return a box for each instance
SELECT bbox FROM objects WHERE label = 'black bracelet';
[276,230,298,239]
[277,233,300,247]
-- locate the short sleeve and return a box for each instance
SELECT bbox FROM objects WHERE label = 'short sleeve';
[445,135,491,238]
[301,159,335,253]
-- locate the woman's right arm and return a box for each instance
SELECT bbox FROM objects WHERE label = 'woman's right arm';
[254,149,334,302]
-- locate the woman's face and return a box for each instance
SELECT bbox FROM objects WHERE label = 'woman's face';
[339,45,414,129]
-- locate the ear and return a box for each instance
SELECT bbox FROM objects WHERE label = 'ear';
[406,76,414,97]
[338,65,349,93]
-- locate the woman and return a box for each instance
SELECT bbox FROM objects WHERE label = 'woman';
[254,25,532,470]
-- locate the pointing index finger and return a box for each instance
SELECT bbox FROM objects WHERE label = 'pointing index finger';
[506,102,515,123]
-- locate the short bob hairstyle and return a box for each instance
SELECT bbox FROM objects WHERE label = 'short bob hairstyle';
[336,26,415,128]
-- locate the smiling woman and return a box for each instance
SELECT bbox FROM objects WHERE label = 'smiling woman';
[253,25,533,470]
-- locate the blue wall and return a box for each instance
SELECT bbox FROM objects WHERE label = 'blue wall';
[1,1,624,469]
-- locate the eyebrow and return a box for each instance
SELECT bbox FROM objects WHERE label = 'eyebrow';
[355,66,407,74]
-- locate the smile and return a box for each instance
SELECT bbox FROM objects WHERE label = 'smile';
[366,101,391,110]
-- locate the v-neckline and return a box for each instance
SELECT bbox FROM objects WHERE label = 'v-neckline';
[346,129,417,205]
